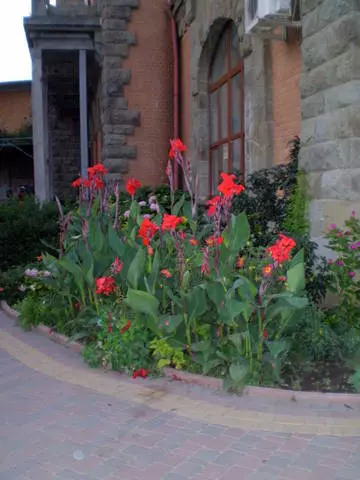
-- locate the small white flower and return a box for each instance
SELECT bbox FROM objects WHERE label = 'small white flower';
[25,268,38,277]
[138,201,147,207]
[123,210,130,218]
[149,195,157,204]
[143,214,151,219]
[18,285,27,292]
[42,271,51,277]
[150,203,160,213]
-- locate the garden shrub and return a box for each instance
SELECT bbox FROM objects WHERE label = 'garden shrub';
[0,196,59,271]
[18,144,311,390]
[0,265,27,305]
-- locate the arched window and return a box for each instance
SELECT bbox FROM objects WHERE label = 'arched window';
[209,22,244,194]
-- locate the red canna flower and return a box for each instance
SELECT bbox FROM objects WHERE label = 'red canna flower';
[206,235,224,247]
[107,323,113,333]
[161,214,184,231]
[147,246,154,256]
[95,276,116,295]
[266,234,296,264]
[132,368,149,379]
[138,218,159,246]
[111,257,123,275]
[217,173,244,198]
[206,196,221,216]
[161,269,172,279]
[278,276,286,282]
[262,329,268,339]
[189,238,198,246]
[82,178,91,188]
[169,138,186,158]
[262,264,274,277]
[121,320,131,334]
[94,177,104,190]
[72,177,82,188]
[126,178,141,197]
[92,163,107,175]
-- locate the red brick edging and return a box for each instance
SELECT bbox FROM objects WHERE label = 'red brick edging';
[2,300,360,405]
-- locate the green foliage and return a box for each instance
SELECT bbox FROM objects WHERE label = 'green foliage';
[149,338,187,370]
[0,265,27,305]
[283,170,309,235]
[0,197,59,271]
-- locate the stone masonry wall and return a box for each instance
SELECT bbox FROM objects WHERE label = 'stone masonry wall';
[300,0,360,240]
[45,54,81,200]
[96,0,140,184]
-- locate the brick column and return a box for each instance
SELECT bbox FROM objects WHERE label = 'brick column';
[300,0,360,242]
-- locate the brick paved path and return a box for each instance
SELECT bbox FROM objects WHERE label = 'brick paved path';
[0,311,360,480]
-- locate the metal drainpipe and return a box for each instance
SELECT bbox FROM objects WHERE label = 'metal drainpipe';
[167,0,180,189]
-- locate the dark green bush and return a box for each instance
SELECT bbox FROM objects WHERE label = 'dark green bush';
[0,197,59,271]
[0,265,27,305]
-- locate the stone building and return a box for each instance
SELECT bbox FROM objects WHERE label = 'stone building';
[25,0,360,242]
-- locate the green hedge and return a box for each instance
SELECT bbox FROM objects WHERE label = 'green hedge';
[0,197,59,271]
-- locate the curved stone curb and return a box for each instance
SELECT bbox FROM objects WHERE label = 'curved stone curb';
[1,301,83,354]
[164,367,360,407]
[3,300,360,407]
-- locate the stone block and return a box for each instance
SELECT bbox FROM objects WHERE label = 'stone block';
[323,199,360,230]
[319,168,360,201]
[100,6,131,19]
[302,0,325,16]
[301,105,360,147]
[302,80,360,119]
[103,134,126,147]
[302,0,360,39]
[101,30,136,46]
[101,97,128,112]
[97,43,129,58]
[301,13,360,71]
[104,158,130,174]
[103,124,135,136]
[300,138,360,172]
[110,109,140,126]
[101,19,127,30]
[102,70,132,96]
[300,46,360,99]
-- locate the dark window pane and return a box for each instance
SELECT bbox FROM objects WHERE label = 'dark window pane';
[209,92,219,143]
[231,74,242,135]
[210,31,227,83]
[231,138,242,173]
[219,84,228,139]
[211,148,219,194]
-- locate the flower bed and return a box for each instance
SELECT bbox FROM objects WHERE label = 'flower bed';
[9,139,360,393]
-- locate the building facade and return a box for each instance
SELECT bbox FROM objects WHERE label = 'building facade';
[25,0,360,242]
[0,81,33,199]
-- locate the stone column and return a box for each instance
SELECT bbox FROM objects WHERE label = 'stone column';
[31,48,50,202]
[79,49,89,177]
[300,0,360,243]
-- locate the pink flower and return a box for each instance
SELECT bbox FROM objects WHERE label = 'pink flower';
[329,224,337,230]
[337,260,343,266]
[349,271,355,278]
[111,257,123,275]
[164,320,169,326]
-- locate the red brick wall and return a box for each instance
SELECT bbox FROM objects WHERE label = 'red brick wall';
[0,89,31,134]
[123,0,173,186]
[180,31,191,152]
[270,31,302,165]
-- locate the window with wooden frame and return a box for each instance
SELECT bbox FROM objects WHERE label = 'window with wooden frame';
[208,22,244,195]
